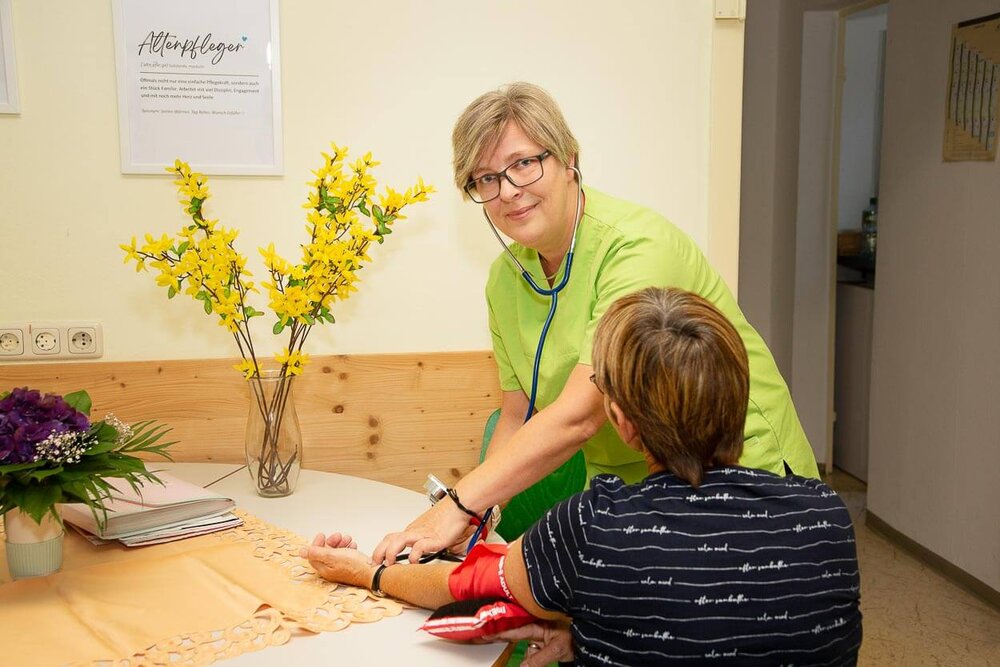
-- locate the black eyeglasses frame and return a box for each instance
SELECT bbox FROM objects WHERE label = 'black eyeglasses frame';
[464,150,552,203]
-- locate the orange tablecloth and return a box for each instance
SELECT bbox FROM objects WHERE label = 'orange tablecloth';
[0,510,402,666]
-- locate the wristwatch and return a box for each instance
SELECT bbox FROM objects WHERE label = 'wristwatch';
[425,474,501,528]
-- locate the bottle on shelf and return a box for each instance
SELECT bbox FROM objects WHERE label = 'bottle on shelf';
[861,196,878,259]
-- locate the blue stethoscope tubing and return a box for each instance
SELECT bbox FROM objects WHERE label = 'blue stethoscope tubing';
[467,166,584,553]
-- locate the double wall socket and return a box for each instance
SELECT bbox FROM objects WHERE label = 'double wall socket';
[0,322,104,360]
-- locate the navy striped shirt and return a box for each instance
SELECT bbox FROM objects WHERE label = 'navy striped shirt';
[522,466,862,666]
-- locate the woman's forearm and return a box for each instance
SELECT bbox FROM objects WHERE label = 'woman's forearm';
[457,366,606,513]
[377,561,458,609]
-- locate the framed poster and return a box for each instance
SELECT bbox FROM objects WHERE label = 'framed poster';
[0,0,20,114]
[943,12,1000,161]
[112,0,283,175]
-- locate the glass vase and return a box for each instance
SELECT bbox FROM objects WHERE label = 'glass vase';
[245,369,302,497]
[4,508,64,579]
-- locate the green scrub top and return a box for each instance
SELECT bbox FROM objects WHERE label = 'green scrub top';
[486,186,820,483]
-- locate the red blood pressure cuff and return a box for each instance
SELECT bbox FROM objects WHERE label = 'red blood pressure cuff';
[419,597,534,641]
[447,543,512,601]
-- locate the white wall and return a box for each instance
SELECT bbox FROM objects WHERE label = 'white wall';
[837,5,887,231]
[868,0,1000,593]
[0,0,730,363]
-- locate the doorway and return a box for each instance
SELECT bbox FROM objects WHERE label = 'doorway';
[830,1,887,482]
[789,0,887,476]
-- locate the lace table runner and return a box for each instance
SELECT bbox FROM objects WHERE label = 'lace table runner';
[0,510,402,666]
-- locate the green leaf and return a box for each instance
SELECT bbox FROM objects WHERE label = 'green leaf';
[0,461,43,475]
[203,299,213,314]
[25,467,64,482]
[373,205,385,223]
[302,313,315,325]
[64,390,93,416]
[83,440,118,456]
[177,241,189,255]
[273,320,286,335]
[89,422,118,443]
[167,286,178,299]
[357,198,370,216]
[19,484,63,523]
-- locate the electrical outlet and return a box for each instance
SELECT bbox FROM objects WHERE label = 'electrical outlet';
[68,326,99,354]
[0,327,25,356]
[0,322,104,361]
[30,327,61,355]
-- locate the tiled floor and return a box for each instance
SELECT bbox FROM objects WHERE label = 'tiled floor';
[824,469,1000,665]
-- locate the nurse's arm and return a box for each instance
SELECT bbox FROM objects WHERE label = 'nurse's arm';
[473,364,605,484]
[482,389,532,463]
[372,365,604,565]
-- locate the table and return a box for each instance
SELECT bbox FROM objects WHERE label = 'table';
[12,462,509,666]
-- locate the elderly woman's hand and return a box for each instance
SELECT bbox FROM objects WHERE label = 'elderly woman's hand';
[299,532,374,588]
[486,621,574,666]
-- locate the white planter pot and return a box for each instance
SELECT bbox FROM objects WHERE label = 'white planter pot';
[4,508,64,579]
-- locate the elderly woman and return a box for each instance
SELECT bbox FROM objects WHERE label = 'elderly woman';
[306,288,861,666]
[373,82,819,565]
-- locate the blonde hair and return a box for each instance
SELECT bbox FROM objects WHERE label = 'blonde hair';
[451,82,580,195]
[591,288,749,487]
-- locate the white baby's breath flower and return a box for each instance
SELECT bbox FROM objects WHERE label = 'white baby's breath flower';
[103,413,134,446]
[34,430,89,465]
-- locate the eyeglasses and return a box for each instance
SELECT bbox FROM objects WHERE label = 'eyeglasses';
[464,151,551,203]
[589,373,605,395]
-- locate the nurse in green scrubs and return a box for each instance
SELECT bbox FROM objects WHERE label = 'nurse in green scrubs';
[372,82,819,566]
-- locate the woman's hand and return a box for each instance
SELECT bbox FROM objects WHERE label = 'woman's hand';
[486,621,574,666]
[372,497,471,565]
[300,532,374,588]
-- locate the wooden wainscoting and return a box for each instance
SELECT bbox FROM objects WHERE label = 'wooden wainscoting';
[0,352,501,493]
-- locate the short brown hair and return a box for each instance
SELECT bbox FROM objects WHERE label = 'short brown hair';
[451,82,580,195]
[591,287,749,487]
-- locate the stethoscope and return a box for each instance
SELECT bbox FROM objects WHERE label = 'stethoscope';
[483,165,584,422]
[466,165,585,552]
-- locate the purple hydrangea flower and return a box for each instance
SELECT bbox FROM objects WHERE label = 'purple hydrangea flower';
[0,387,91,465]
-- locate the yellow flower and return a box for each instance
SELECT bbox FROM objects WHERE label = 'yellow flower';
[126,145,432,386]
[234,358,257,379]
[120,237,140,263]
[259,243,281,269]
[302,192,320,209]
[154,267,180,291]
[274,348,309,375]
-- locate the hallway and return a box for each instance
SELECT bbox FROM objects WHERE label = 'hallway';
[827,470,1000,664]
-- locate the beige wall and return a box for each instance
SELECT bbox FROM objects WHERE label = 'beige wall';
[0,0,742,363]
[868,0,1000,593]
[738,0,786,369]
[739,0,818,376]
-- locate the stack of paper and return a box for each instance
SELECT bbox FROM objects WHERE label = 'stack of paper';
[59,473,242,547]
